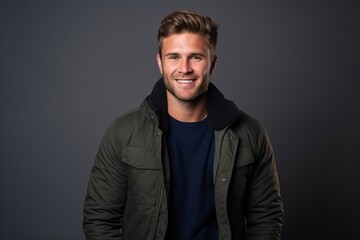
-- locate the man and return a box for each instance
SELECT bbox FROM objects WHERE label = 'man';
[83,10,283,240]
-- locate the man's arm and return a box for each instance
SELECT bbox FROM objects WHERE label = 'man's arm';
[83,121,127,240]
[245,125,284,240]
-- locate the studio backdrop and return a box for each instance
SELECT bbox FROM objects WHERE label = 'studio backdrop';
[0,1,359,239]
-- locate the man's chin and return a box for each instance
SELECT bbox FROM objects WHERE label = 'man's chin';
[174,92,207,103]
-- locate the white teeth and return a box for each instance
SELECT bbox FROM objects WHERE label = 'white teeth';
[177,80,193,83]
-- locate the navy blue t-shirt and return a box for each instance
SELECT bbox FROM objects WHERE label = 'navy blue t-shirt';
[166,116,218,240]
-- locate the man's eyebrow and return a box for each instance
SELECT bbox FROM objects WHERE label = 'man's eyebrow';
[164,52,206,57]
[189,53,206,57]
[164,52,179,56]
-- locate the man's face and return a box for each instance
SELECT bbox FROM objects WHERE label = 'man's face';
[157,32,216,103]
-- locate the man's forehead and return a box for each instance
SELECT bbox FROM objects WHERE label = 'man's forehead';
[161,33,210,51]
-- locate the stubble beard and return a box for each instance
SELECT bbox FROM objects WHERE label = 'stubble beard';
[163,75,209,104]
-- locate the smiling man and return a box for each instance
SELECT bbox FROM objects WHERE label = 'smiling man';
[83,10,283,240]
[157,32,215,122]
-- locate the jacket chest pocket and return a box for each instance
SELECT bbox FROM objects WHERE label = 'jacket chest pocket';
[228,146,254,203]
[122,146,162,206]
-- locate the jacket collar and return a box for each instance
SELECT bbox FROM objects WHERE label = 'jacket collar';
[146,78,241,132]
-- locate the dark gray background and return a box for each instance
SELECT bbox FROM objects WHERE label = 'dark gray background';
[1,0,359,239]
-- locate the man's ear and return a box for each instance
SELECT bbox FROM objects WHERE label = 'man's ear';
[210,54,217,75]
[156,53,163,75]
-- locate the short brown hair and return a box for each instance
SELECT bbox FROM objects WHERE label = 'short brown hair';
[157,10,218,57]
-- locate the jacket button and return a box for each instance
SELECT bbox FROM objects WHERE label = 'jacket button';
[221,177,227,182]
[156,131,161,136]
[225,225,230,231]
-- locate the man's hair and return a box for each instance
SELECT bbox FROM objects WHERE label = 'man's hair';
[157,10,218,57]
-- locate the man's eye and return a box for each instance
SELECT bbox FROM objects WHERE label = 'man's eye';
[190,56,202,61]
[168,55,179,60]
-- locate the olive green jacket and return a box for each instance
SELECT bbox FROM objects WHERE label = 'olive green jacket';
[83,80,283,240]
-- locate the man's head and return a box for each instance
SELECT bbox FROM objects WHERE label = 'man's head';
[156,10,219,108]
[158,10,218,58]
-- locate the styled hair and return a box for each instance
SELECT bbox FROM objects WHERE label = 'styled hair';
[157,10,218,57]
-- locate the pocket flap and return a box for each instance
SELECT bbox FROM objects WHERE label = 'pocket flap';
[122,146,161,170]
[235,146,254,168]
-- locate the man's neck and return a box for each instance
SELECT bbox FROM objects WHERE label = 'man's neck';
[167,92,208,122]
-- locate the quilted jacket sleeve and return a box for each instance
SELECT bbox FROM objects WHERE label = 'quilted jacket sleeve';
[245,124,284,240]
[83,120,127,240]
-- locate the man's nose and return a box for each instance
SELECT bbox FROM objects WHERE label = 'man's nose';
[178,59,192,74]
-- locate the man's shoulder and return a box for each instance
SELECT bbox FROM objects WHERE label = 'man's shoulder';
[110,99,154,131]
[233,110,261,129]
[230,109,267,140]
[113,106,143,124]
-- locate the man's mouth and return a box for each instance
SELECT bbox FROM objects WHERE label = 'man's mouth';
[176,79,194,83]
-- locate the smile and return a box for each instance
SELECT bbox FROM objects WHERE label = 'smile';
[176,79,194,83]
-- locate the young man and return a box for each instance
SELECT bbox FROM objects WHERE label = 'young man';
[83,10,283,240]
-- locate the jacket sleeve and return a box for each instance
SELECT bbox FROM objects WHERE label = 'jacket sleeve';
[83,120,127,240]
[245,124,284,240]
